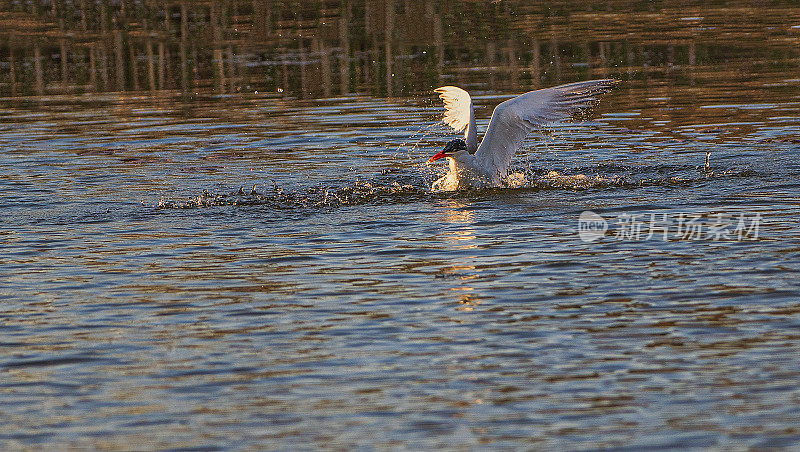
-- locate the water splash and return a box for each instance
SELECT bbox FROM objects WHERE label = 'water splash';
[392,121,449,160]
[152,162,755,211]
[155,173,429,210]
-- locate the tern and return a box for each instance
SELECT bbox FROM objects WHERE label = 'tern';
[427,79,618,191]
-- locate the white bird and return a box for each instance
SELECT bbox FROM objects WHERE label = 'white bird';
[427,79,619,191]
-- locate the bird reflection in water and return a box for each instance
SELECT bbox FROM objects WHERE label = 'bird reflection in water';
[437,200,484,310]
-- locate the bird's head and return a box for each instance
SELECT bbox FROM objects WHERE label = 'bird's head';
[427,139,467,163]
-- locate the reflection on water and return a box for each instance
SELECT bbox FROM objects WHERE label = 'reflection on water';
[2,1,800,451]
[1,1,799,97]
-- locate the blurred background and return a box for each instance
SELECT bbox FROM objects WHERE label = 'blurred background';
[1,0,798,99]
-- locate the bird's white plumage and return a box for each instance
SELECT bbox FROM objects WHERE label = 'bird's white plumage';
[431,79,618,190]
[434,86,478,153]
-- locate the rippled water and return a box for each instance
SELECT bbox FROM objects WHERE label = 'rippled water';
[3,2,800,450]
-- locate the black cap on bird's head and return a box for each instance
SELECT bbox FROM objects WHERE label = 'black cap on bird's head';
[428,139,467,163]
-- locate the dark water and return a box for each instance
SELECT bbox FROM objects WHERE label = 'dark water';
[2,1,800,450]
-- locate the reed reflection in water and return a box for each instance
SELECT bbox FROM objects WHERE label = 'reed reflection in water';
[2,1,799,98]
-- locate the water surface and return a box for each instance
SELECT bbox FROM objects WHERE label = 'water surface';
[2,1,800,450]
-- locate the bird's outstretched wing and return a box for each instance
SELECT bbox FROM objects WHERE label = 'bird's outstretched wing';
[475,79,618,178]
[434,86,478,153]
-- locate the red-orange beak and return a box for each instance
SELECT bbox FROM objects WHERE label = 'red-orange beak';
[427,150,448,163]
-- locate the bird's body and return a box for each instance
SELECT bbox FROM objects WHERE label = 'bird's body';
[427,79,618,191]
[431,151,494,191]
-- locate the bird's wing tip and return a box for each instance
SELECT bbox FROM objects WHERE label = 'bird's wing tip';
[434,86,458,94]
[590,79,621,86]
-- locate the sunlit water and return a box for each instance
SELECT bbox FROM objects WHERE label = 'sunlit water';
[3,82,799,449]
[3,5,800,449]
